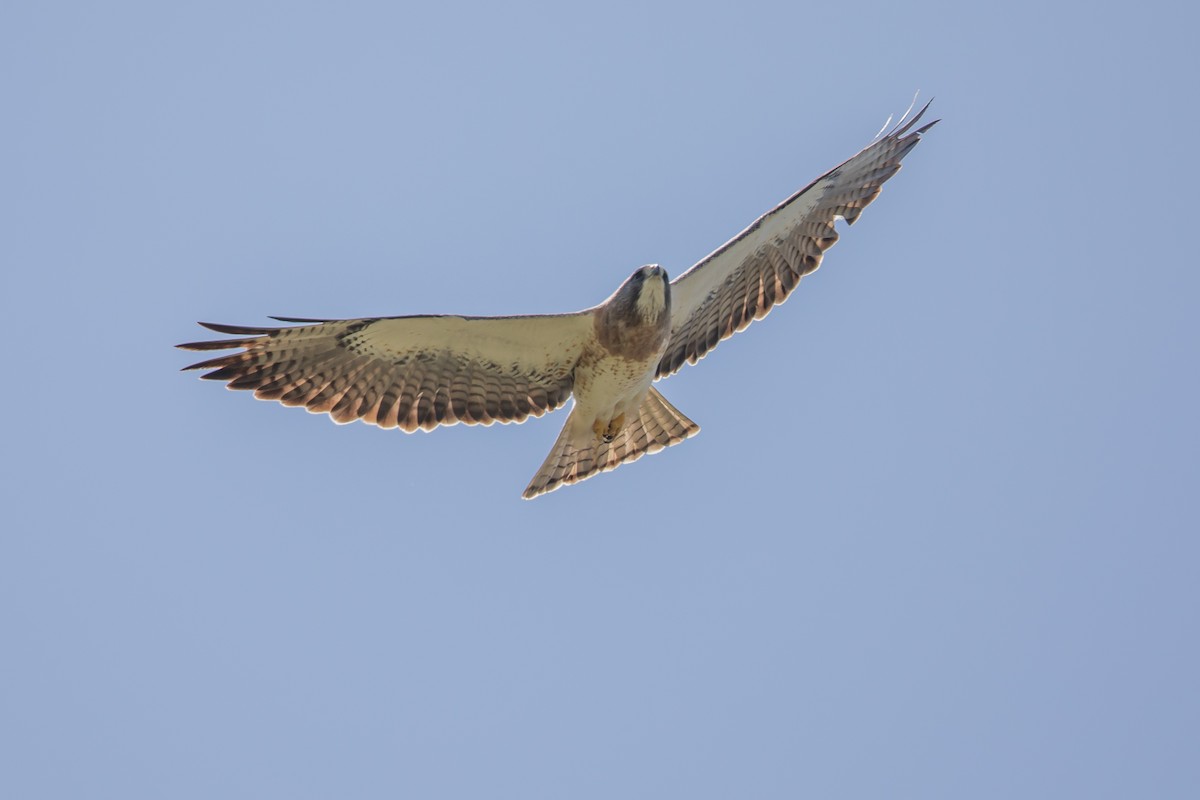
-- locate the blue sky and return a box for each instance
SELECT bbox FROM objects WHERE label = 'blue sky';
[3,1,1197,798]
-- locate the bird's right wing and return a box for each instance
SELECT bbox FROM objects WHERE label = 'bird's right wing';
[179,312,596,430]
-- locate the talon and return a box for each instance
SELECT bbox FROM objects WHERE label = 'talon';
[592,414,625,444]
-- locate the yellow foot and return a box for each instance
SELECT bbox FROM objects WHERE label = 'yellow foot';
[603,413,625,443]
[593,414,625,444]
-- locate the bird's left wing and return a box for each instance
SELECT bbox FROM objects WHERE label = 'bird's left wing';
[657,101,937,378]
[179,312,595,430]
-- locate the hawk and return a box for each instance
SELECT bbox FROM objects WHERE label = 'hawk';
[179,101,937,498]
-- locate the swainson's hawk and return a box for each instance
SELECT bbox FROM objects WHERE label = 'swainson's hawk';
[179,101,937,498]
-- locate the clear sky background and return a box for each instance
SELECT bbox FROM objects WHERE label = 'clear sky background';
[3,1,1197,798]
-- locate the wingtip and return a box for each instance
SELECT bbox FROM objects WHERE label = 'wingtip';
[877,95,938,141]
[268,315,333,324]
[893,96,937,137]
[521,483,551,500]
[195,320,281,336]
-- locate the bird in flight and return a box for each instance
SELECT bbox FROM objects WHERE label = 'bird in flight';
[180,101,937,498]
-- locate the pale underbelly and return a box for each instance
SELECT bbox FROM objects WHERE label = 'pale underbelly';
[571,354,657,425]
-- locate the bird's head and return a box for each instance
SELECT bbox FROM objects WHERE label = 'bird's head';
[616,264,669,324]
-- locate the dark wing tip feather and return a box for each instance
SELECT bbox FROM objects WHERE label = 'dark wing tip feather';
[178,352,245,372]
[196,321,283,336]
[885,97,939,140]
[176,335,266,353]
[177,320,283,364]
[177,320,283,361]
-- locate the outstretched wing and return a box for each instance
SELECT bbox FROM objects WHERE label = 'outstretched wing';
[657,101,937,378]
[179,313,595,430]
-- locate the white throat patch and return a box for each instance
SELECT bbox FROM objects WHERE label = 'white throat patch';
[635,274,667,322]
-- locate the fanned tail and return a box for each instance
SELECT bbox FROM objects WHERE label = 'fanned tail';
[522,388,700,499]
